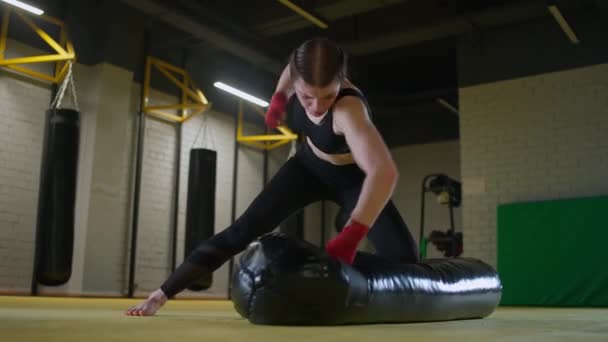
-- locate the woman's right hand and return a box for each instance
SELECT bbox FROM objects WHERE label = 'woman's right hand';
[265,92,288,129]
[124,288,168,316]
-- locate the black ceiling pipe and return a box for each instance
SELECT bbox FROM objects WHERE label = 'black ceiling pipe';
[227,102,240,299]
[170,48,189,273]
[127,28,150,298]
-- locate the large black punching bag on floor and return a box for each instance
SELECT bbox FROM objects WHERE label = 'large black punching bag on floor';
[184,148,216,291]
[35,108,80,286]
[232,233,502,325]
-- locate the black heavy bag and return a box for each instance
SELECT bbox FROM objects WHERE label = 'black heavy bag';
[184,148,216,291]
[232,233,502,325]
[35,108,80,286]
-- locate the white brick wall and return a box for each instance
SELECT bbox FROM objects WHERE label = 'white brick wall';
[235,131,265,218]
[133,88,180,294]
[0,40,53,292]
[268,141,298,236]
[460,63,608,266]
[0,47,272,297]
[80,64,137,295]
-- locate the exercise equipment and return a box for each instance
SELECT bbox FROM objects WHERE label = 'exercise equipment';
[34,62,80,287]
[184,148,216,291]
[231,232,502,325]
[498,196,608,306]
[419,174,463,258]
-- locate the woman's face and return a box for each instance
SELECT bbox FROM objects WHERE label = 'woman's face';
[293,78,341,117]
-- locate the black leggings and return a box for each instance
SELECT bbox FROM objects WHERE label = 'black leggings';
[160,144,419,297]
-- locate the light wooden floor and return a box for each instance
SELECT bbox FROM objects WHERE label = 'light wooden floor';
[1,296,606,342]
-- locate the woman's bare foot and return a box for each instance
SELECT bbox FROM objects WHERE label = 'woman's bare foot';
[124,289,168,316]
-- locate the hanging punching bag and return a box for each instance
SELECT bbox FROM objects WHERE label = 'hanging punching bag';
[184,148,216,291]
[35,108,80,286]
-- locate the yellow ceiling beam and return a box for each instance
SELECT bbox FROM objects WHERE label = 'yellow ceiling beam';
[277,0,328,29]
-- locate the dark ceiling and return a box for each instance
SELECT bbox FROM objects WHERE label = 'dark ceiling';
[125,0,601,147]
[8,0,606,147]
[142,0,482,146]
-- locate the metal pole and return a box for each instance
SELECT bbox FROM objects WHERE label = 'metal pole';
[170,116,182,271]
[127,29,150,298]
[263,127,269,186]
[227,101,241,299]
[320,201,326,249]
[448,195,457,257]
[170,49,188,271]
[419,175,430,259]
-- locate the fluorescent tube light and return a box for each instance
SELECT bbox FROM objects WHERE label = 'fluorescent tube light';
[437,98,459,116]
[548,4,580,44]
[214,82,269,107]
[1,0,44,15]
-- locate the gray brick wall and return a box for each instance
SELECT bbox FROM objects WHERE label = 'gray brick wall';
[134,88,180,293]
[0,44,272,297]
[0,41,52,292]
[79,64,136,296]
[459,63,608,266]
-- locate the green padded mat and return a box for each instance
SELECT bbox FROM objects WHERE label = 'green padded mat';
[497,196,608,306]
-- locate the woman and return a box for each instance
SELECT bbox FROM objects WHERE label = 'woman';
[125,38,418,316]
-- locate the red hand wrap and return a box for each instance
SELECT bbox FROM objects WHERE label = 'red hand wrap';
[265,92,288,128]
[325,220,369,265]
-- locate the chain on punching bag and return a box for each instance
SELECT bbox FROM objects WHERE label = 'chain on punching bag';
[35,62,80,286]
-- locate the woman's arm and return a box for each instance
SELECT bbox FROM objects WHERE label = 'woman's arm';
[265,65,294,128]
[275,64,294,97]
[333,96,399,226]
[324,96,398,264]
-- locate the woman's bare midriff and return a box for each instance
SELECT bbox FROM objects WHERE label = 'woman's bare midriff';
[306,137,355,166]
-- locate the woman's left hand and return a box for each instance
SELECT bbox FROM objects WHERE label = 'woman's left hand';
[325,220,369,264]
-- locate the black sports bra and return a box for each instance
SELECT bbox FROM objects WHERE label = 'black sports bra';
[287,88,372,154]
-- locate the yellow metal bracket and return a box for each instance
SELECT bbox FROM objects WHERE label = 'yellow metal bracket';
[0,6,75,83]
[142,56,210,124]
[237,100,298,150]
